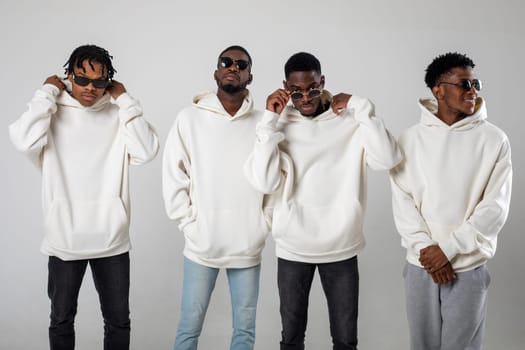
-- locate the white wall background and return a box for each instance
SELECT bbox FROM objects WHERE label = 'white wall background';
[1,0,524,349]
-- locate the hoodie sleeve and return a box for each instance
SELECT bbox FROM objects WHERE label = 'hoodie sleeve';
[162,116,195,230]
[244,110,293,194]
[439,139,512,261]
[350,96,403,170]
[390,162,436,255]
[115,93,159,165]
[8,84,60,168]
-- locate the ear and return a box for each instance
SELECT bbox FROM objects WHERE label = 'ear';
[432,85,444,100]
[68,73,73,84]
[247,73,253,85]
[282,80,287,90]
[214,70,218,81]
[320,75,325,89]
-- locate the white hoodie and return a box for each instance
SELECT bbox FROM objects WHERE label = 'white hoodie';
[245,94,402,263]
[390,97,512,272]
[162,91,269,268]
[9,84,159,260]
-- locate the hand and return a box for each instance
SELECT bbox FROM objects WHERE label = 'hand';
[266,89,289,115]
[44,75,66,90]
[106,80,126,99]
[419,245,449,273]
[430,263,456,284]
[331,93,352,115]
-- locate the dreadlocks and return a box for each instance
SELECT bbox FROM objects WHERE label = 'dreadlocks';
[63,44,116,80]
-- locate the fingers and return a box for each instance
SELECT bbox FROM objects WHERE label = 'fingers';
[266,89,289,113]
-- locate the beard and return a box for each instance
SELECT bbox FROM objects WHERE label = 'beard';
[217,80,246,94]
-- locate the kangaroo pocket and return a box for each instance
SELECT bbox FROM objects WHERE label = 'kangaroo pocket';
[184,207,267,259]
[44,197,129,252]
[273,202,364,255]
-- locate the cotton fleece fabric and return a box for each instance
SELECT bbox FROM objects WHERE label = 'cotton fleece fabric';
[9,84,159,260]
[245,94,402,263]
[162,91,269,269]
[390,97,512,272]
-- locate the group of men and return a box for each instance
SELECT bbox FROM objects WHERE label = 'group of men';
[9,44,512,350]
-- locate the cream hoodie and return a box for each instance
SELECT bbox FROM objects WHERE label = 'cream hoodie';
[162,91,269,268]
[390,97,512,272]
[9,83,159,260]
[245,94,402,263]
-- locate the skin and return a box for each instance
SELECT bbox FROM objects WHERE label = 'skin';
[432,66,478,126]
[45,60,126,107]
[214,49,252,116]
[266,70,352,117]
[418,66,479,284]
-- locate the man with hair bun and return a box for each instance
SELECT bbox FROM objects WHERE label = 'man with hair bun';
[9,44,159,350]
[390,52,512,349]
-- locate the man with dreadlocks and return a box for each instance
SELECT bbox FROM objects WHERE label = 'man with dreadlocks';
[9,44,159,349]
[389,52,512,349]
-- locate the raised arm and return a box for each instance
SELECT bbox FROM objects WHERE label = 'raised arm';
[109,81,159,165]
[8,76,67,167]
[350,96,402,170]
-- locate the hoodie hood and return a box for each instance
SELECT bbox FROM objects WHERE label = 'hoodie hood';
[418,97,486,131]
[192,90,254,120]
[56,77,111,112]
[281,90,336,122]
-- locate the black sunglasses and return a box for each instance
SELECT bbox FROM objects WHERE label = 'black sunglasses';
[439,79,482,92]
[218,57,250,71]
[72,73,110,89]
[289,88,323,101]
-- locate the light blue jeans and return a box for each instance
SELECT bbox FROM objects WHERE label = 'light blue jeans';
[174,257,260,350]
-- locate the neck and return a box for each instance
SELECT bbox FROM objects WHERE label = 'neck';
[217,89,246,116]
[435,110,467,126]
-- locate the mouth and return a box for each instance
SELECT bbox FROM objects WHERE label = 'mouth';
[224,73,239,81]
[81,93,97,102]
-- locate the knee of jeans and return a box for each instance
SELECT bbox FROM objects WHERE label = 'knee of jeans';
[233,307,257,330]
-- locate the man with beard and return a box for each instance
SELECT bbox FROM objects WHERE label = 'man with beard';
[244,52,402,349]
[162,46,269,350]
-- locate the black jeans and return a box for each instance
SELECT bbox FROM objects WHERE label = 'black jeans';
[48,252,130,350]
[278,256,359,350]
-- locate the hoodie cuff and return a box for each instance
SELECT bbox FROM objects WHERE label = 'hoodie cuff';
[256,110,283,144]
[41,84,61,97]
[439,239,460,262]
[115,93,142,123]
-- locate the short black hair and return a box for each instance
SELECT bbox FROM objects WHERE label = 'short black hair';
[63,44,116,80]
[424,52,475,89]
[218,45,253,67]
[284,52,321,79]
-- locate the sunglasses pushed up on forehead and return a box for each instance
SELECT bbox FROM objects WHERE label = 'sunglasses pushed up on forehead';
[72,73,110,89]
[439,79,482,92]
[218,57,250,71]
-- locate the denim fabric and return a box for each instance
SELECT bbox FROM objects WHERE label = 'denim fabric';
[48,253,130,350]
[277,257,359,350]
[174,257,260,350]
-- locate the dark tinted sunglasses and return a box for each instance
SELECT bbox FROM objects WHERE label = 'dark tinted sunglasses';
[290,88,323,101]
[72,73,110,89]
[439,79,482,92]
[218,57,250,71]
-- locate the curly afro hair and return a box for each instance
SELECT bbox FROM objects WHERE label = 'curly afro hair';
[424,52,475,89]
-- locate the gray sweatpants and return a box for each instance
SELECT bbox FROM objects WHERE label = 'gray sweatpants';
[403,263,490,350]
